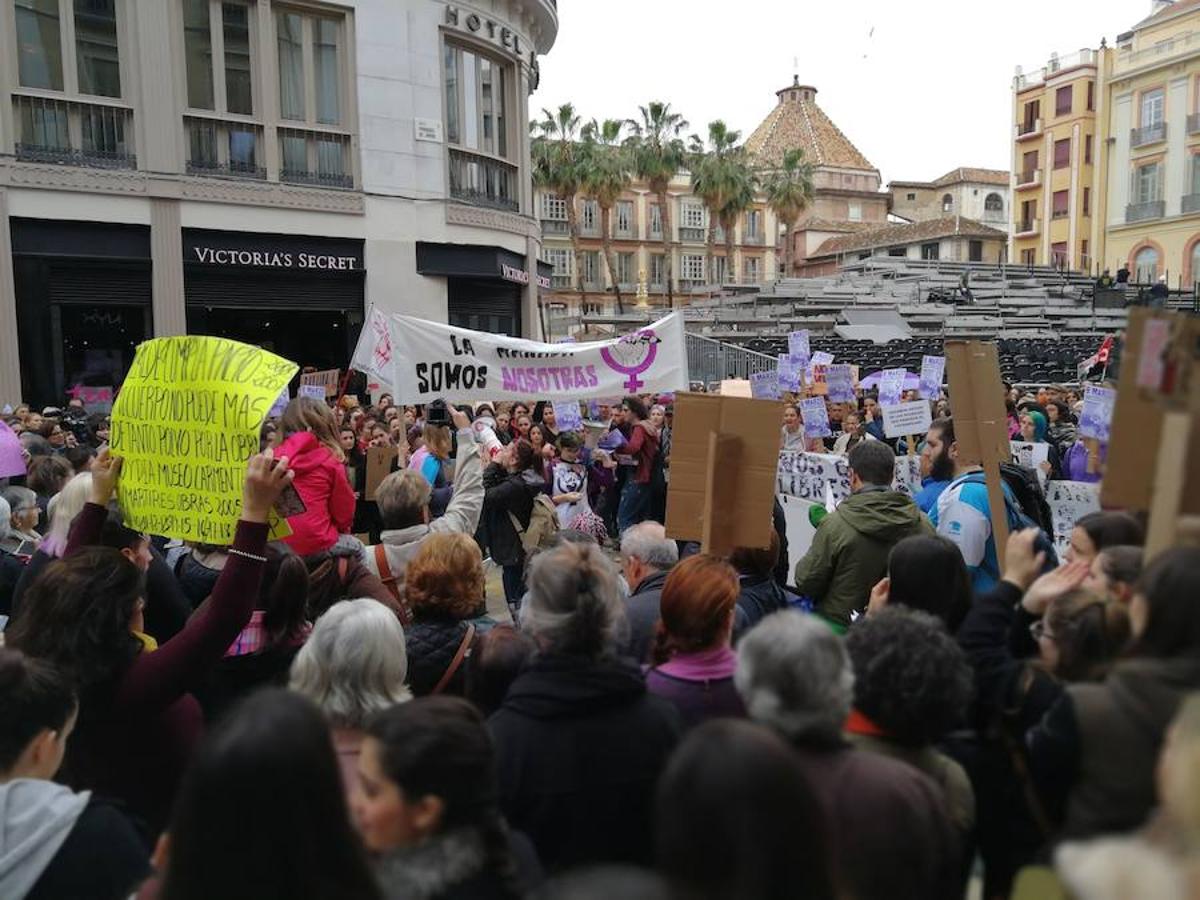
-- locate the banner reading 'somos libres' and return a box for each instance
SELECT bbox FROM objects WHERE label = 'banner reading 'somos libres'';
[353,309,688,403]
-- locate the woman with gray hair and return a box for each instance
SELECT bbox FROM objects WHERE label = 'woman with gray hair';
[0,496,25,617]
[290,598,411,798]
[7,471,93,614]
[489,541,682,872]
[735,611,962,900]
[0,485,41,552]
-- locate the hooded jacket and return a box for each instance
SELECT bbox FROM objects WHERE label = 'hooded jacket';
[276,431,356,556]
[0,780,148,900]
[488,654,681,871]
[794,487,934,627]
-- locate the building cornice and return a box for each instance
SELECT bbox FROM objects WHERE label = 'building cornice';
[445,201,542,239]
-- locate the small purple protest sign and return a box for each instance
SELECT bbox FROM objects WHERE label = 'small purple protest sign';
[777,355,801,393]
[1078,385,1116,442]
[553,400,584,433]
[878,368,907,406]
[810,350,834,367]
[750,370,781,400]
[800,397,831,439]
[826,364,855,404]
[788,331,811,368]
[0,420,25,478]
[918,355,945,400]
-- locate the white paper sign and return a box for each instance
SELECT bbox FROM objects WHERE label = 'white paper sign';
[1078,385,1116,442]
[918,355,946,400]
[777,451,922,507]
[878,368,908,406]
[355,309,689,404]
[297,384,326,400]
[1045,480,1102,560]
[881,400,932,439]
[800,398,831,438]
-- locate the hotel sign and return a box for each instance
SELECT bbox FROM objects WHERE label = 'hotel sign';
[444,5,537,74]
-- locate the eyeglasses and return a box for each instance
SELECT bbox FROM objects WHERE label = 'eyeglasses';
[1029,621,1056,642]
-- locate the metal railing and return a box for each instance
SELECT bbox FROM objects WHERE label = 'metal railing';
[1126,199,1165,222]
[685,332,776,384]
[1016,118,1042,138]
[679,226,706,242]
[1016,218,1040,236]
[743,232,764,245]
[1183,193,1200,214]
[1190,113,1200,135]
[1131,122,1167,148]
[1016,168,1040,188]
[1113,30,1200,76]
[541,219,569,235]
[448,147,518,212]
[280,168,353,188]
[13,95,136,169]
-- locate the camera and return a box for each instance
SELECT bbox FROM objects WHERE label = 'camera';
[425,398,451,427]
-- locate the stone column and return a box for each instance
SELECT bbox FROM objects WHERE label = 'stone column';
[0,189,21,403]
[150,199,187,336]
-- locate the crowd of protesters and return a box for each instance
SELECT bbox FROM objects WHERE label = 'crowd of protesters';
[0,372,1197,900]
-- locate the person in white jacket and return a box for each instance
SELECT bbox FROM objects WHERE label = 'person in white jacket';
[363,406,484,605]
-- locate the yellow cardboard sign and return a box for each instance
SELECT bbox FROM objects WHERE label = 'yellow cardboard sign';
[110,336,298,543]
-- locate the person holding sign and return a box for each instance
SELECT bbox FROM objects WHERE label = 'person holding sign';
[5,449,294,836]
[277,398,357,557]
[616,397,661,534]
[781,404,806,452]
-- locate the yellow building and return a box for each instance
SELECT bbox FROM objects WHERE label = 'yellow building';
[1009,50,1099,270]
[1094,0,1200,286]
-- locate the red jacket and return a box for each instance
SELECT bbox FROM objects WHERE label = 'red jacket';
[277,431,356,556]
[625,423,660,485]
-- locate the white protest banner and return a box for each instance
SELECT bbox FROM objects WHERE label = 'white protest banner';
[552,399,584,433]
[1045,480,1102,560]
[350,305,397,387]
[826,364,855,403]
[297,384,326,401]
[799,398,831,438]
[788,330,811,368]
[777,355,801,393]
[359,311,688,404]
[878,368,907,407]
[777,451,922,507]
[750,370,781,400]
[881,399,932,439]
[1078,385,1116,442]
[918,355,946,400]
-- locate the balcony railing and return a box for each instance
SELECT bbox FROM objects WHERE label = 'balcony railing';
[1189,113,1200,135]
[614,228,635,239]
[1126,199,1165,223]
[186,159,267,180]
[743,232,764,245]
[1016,168,1041,189]
[551,274,572,289]
[1016,119,1042,140]
[1183,193,1200,214]
[13,95,136,169]
[1114,30,1200,77]
[280,168,353,189]
[1052,208,1070,220]
[1015,49,1097,89]
[1131,122,1167,148]
[1015,218,1040,237]
[679,226,706,242]
[448,147,518,213]
[541,219,569,235]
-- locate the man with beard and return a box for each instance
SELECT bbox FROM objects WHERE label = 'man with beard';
[913,422,955,514]
[925,416,1002,592]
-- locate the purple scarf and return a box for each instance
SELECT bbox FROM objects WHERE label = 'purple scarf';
[656,644,737,681]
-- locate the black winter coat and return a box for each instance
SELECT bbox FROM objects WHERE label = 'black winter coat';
[27,798,150,900]
[405,613,478,697]
[481,466,540,567]
[732,575,789,643]
[488,653,682,871]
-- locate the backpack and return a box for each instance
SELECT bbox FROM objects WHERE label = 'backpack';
[960,470,1059,568]
[509,494,561,555]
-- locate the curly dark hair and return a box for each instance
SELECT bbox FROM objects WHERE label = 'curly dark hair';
[845,607,973,747]
[5,548,145,694]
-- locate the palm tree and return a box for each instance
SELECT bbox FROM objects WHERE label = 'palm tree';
[581,118,633,314]
[718,156,758,290]
[689,121,742,286]
[628,101,688,306]
[532,104,587,313]
[762,147,815,279]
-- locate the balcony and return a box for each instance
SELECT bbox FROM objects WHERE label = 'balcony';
[1016,119,1042,141]
[1125,199,1165,223]
[185,118,265,180]
[1015,168,1041,189]
[743,232,764,245]
[1130,122,1167,148]
[1015,218,1041,237]
[186,159,266,180]
[448,147,518,213]
[280,168,353,189]
[679,226,706,242]
[1113,30,1200,77]
[1052,207,1070,220]
[1015,49,1097,89]
[551,274,573,289]
[541,219,569,235]
[1190,113,1200,135]
[13,96,136,169]
[614,228,635,240]
[1183,194,1200,215]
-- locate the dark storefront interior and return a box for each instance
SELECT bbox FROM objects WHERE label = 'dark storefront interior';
[417,241,549,338]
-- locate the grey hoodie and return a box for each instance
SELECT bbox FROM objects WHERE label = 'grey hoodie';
[0,779,89,900]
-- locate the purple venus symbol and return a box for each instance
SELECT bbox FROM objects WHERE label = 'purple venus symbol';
[600,329,660,393]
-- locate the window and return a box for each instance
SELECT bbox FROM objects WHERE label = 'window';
[1087,80,1095,111]
[681,254,706,280]
[15,0,122,96]
[650,253,665,285]
[848,202,862,222]
[1192,244,1200,284]
[649,204,663,238]
[273,10,342,125]
[1021,248,1036,266]
[615,200,634,236]
[1054,138,1071,169]
[1052,190,1069,218]
[1135,162,1162,203]
[1084,134,1092,165]
[183,0,213,109]
[682,202,706,230]
[1022,99,1040,132]
[541,194,567,220]
[184,1,258,114]
[222,2,252,115]
[1083,187,1090,216]
[984,193,1003,214]
[580,200,599,234]
[278,128,350,187]
[1056,85,1072,116]
[444,42,506,157]
[581,251,600,285]
[941,193,953,212]
[1192,155,1200,195]
[1081,239,1089,265]
[616,252,634,284]
[969,240,983,262]
[1141,88,1165,127]
[921,242,939,261]
[743,256,761,282]
[1020,199,1036,230]
[1051,242,1068,267]
[744,209,762,238]
[888,247,906,257]
[543,247,571,287]
[1135,246,1160,281]
[906,192,916,201]
[712,255,726,284]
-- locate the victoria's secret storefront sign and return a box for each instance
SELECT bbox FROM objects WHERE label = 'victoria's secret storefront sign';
[183,230,364,273]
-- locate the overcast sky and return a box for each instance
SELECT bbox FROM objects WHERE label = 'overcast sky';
[532,0,1148,184]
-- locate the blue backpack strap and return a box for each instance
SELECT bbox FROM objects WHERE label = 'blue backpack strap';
[957,472,1024,531]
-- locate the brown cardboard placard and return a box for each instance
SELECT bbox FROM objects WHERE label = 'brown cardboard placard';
[664,393,778,556]
[364,445,396,501]
[301,368,341,397]
[945,340,1013,568]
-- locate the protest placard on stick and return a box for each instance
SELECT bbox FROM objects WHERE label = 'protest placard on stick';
[881,400,931,440]
[300,368,340,398]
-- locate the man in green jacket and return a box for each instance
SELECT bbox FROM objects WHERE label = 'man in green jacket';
[794,440,934,631]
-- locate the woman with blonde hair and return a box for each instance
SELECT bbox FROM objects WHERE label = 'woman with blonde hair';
[402,532,494,697]
[277,396,356,556]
